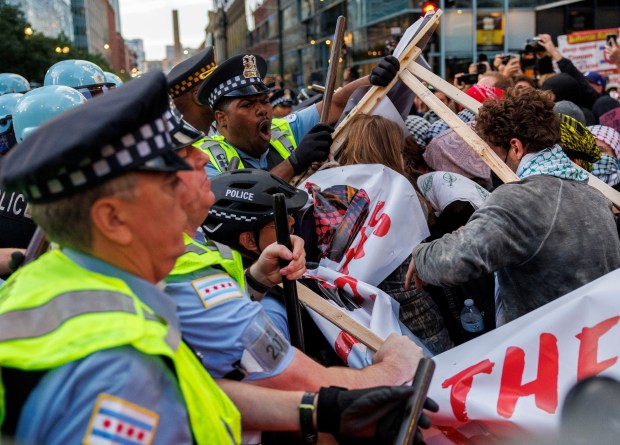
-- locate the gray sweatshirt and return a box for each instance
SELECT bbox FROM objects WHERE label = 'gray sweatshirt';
[414,175,620,322]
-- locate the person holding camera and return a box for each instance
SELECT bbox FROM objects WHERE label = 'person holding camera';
[537,33,602,110]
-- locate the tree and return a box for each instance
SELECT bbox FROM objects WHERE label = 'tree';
[0,0,112,83]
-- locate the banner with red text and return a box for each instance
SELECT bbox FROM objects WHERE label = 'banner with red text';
[425,268,620,442]
[299,164,429,286]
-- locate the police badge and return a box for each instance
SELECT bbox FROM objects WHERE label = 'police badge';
[242,55,259,79]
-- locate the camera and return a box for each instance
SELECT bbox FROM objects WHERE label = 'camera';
[524,37,545,53]
[501,54,518,65]
[476,62,487,74]
[458,73,479,85]
[607,34,617,47]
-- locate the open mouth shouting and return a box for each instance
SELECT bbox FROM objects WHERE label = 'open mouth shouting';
[258,119,271,142]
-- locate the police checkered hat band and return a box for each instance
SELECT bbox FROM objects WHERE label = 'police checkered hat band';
[208,75,263,108]
[25,110,174,202]
[209,208,260,222]
[271,96,294,108]
[167,47,217,98]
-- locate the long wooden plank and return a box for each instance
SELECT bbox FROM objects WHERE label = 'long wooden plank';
[399,69,519,183]
[295,282,383,352]
[320,16,346,125]
[405,63,620,208]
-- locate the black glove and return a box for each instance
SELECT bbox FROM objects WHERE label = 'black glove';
[316,386,438,444]
[287,123,334,174]
[7,250,25,272]
[369,55,400,87]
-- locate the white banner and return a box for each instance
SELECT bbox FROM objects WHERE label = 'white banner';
[299,164,429,286]
[425,268,620,442]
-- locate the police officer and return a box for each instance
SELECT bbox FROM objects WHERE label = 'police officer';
[167,47,218,136]
[44,59,116,99]
[0,72,436,444]
[270,88,296,118]
[197,53,400,181]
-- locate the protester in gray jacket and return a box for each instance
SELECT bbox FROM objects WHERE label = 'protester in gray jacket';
[409,87,620,323]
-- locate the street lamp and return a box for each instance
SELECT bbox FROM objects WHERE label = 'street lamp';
[55,47,62,53]
[24,27,33,36]
[62,46,70,54]
[103,43,110,50]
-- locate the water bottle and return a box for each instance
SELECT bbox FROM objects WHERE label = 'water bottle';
[461,299,484,340]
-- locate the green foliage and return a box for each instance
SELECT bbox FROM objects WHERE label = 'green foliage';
[0,0,112,83]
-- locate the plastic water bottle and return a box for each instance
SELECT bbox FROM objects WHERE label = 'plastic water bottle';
[461,299,484,340]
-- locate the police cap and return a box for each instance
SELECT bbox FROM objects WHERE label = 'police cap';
[197,53,268,108]
[167,47,217,98]
[270,88,295,108]
[0,71,190,203]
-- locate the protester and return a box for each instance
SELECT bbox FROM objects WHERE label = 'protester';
[167,47,218,135]
[557,113,600,172]
[197,52,400,180]
[589,125,620,187]
[409,87,620,324]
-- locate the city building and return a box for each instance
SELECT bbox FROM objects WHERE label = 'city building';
[209,0,620,87]
[125,38,146,72]
[10,0,73,40]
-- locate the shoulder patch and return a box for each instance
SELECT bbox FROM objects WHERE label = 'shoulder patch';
[284,113,297,123]
[84,393,159,445]
[192,272,243,308]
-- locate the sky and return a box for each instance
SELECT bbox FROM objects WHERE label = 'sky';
[119,0,214,61]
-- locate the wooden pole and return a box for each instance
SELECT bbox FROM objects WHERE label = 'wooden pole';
[320,16,346,124]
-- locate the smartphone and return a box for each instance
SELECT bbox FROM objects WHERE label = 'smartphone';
[458,73,479,85]
[607,34,617,47]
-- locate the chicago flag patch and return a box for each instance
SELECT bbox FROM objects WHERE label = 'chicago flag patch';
[84,394,158,445]
[192,272,243,308]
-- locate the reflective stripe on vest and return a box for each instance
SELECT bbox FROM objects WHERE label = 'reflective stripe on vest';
[200,118,296,173]
[169,233,245,290]
[0,250,240,444]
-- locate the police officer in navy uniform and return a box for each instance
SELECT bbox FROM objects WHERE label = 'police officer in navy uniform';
[197,52,400,181]
[167,47,218,136]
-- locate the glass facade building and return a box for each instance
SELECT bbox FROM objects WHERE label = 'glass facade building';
[236,0,619,87]
[10,0,73,40]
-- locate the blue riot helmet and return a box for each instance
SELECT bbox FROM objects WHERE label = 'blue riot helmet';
[104,71,123,87]
[0,93,23,155]
[44,60,115,99]
[13,86,87,143]
[0,73,30,95]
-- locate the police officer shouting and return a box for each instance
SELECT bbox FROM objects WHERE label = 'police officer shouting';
[198,53,400,181]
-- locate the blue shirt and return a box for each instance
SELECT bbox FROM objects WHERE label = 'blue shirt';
[16,249,193,445]
[164,234,294,381]
[206,105,319,178]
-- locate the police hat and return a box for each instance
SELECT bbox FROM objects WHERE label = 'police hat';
[167,47,217,98]
[0,71,191,203]
[197,53,268,108]
[270,88,295,108]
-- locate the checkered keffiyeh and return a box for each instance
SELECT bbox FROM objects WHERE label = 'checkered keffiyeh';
[588,125,620,158]
[425,109,476,143]
[591,153,620,186]
[405,115,431,148]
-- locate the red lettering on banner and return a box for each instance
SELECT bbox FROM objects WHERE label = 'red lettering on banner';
[576,316,620,380]
[441,359,495,421]
[341,202,391,274]
[334,331,360,364]
[334,275,364,304]
[497,333,559,418]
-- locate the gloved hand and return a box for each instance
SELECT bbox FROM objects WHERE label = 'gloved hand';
[369,55,400,87]
[7,250,25,272]
[287,123,334,174]
[316,386,438,444]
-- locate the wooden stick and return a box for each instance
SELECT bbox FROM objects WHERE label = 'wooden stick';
[399,69,519,183]
[405,62,620,208]
[320,15,346,124]
[295,282,384,352]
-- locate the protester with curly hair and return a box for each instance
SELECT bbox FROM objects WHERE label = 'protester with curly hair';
[409,87,620,324]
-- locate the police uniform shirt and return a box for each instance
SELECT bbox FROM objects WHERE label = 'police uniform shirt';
[164,232,295,380]
[205,104,319,178]
[16,249,192,445]
[0,189,35,249]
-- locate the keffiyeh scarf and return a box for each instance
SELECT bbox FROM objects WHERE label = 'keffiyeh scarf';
[591,154,620,186]
[516,144,589,182]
